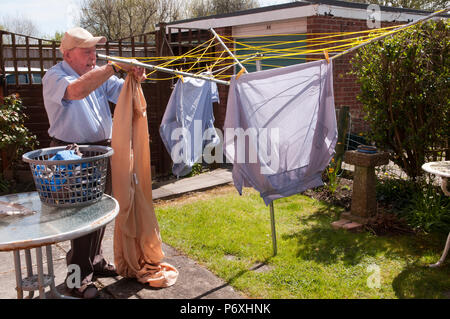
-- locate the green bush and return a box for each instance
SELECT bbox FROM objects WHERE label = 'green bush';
[351,20,449,179]
[376,177,450,234]
[0,94,38,173]
[0,174,9,193]
[404,181,450,234]
[376,177,419,212]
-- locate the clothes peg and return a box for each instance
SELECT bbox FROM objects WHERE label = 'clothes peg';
[324,50,330,64]
[236,67,247,80]
[176,68,184,83]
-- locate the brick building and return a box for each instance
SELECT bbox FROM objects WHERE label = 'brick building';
[163,0,440,133]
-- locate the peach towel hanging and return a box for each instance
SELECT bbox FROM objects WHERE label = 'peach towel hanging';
[111,74,178,287]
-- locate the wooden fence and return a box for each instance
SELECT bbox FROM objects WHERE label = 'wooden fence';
[0,25,213,176]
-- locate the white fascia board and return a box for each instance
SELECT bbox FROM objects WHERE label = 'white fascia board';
[317,4,430,22]
[167,3,432,31]
[168,5,318,30]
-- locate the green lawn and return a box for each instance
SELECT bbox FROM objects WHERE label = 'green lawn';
[155,186,450,299]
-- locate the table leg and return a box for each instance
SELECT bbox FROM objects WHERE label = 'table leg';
[45,245,78,299]
[440,178,449,196]
[45,245,57,296]
[429,232,450,268]
[11,246,78,299]
[24,249,35,299]
[35,247,46,298]
[13,251,23,299]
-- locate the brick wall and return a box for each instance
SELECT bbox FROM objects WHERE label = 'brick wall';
[307,16,401,133]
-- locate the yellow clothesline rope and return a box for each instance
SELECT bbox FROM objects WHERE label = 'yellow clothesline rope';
[132,28,396,63]
[127,27,393,66]
[108,23,419,82]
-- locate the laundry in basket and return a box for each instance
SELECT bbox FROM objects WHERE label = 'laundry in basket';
[24,145,112,207]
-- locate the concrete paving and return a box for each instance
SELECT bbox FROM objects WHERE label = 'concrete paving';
[152,168,234,200]
[0,168,245,299]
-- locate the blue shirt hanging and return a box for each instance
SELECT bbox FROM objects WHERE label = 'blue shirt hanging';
[160,75,220,177]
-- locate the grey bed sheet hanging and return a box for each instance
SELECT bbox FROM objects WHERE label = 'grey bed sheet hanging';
[224,59,338,205]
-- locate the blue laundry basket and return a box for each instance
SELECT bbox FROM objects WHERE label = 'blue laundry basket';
[22,145,114,207]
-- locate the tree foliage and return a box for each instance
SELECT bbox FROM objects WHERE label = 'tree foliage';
[351,20,449,179]
[79,0,260,38]
[189,0,260,18]
[79,0,183,40]
[345,0,449,10]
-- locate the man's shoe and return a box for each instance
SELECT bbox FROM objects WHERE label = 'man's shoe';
[73,283,99,299]
[94,263,118,277]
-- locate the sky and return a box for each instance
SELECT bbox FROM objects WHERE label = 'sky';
[0,0,82,37]
[0,0,293,38]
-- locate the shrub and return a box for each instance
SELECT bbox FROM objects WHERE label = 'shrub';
[404,181,450,234]
[351,20,449,180]
[376,177,419,212]
[0,94,38,174]
[376,177,450,234]
[0,175,9,193]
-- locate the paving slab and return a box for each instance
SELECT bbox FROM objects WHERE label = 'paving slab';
[97,228,243,299]
[0,168,243,299]
[152,168,233,200]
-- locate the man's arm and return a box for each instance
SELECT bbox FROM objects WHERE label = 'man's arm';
[64,62,145,101]
[64,64,115,100]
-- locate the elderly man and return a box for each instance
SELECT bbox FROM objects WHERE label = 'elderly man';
[42,27,145,298]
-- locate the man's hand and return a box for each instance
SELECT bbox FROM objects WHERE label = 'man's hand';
[131,66,146,82]
[115,59,146,82]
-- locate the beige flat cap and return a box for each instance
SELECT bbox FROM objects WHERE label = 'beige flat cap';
[59,27,106,54]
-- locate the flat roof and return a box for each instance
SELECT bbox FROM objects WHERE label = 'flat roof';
[161,0,447,28]
[303,0,439,15]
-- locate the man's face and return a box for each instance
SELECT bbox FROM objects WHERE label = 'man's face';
[65,46,97,76]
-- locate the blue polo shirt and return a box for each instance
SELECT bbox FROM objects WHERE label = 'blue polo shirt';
[42,60,124,143]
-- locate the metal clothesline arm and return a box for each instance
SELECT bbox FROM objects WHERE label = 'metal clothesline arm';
[97,53,231,86]
[210,28,248,74]
[331,6,450,61]
[212,53,263,74]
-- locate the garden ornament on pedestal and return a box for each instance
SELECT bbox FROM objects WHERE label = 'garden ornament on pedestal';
[332,146,389,232]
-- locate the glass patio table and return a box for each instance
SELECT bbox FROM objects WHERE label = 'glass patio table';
[421,160,450,267]
[0,192,119,299]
